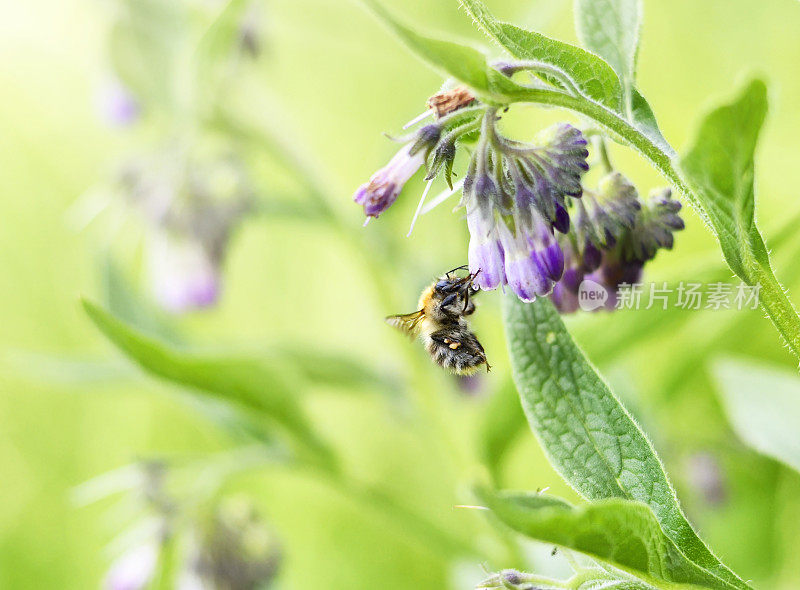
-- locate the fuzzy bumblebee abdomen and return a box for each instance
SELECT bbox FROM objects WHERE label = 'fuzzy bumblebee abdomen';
[424,329,488,375]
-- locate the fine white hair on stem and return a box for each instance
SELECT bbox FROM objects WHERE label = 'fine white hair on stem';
[421,178,465,215]
[402,109,433,130]
[406,178,434,237]
[363,216,372,227]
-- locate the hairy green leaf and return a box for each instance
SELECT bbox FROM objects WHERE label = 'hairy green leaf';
[459,0,623,111]
[502,296,750,589]
[484,491,736,589]
[680,80,800,356]
[680,80,768,281]
[714,358,800,474]
[82,300,337,471]
[575,0,641,111]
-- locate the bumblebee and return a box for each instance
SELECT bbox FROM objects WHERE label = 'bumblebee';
[386,266,490,375]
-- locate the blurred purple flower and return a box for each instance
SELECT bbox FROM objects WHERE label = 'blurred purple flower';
[97,78,140,127]
[686,452,727,506]
[455,373,484,396]
[118,148,253,313]
[148,232,221,312]
[105,543,157,590]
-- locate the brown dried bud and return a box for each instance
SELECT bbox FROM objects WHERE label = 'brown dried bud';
[426,86,476,118]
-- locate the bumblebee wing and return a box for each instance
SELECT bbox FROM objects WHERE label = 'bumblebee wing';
[385,310,425,338]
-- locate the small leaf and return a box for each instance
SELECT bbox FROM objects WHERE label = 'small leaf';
[630,88,674,158]
[82,300,337,471]
[575,0,641,112]
[502,296,751,590]
[483,490,737,589]
[713,358,800,475]
[458,0,623,111]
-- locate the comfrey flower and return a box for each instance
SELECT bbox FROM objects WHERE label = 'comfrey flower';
[353,96,589,301]
[462,111,588,300]
[353,90,486,219]
[353,85,683,309]
[550,175,684,313]
[353,133,433,218]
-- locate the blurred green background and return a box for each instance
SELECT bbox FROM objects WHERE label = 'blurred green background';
[1,0,800,587]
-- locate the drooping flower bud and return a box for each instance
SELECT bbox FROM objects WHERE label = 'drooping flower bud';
[189,497,282,590]
[353,123,445,218]
[573,171,640,251]
[623,188,684,262]
[550,177,684,314]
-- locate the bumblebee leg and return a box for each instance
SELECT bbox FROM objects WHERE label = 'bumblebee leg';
[445,264,469,277]
[440,293,458,308]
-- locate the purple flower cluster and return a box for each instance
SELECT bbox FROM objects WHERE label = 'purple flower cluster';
[462,113,589,300]
[119,151,253,313]
[352,91,683,308]
[551,179,684,313]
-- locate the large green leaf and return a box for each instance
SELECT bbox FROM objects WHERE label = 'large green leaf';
[82,300,337,470]
[575,0,641,112]
[680,80,768,281]
[484,491,735,589]
[713,358,800,475]
[458,0,623,111]
[680,80,800,356]
[502,296,750,590]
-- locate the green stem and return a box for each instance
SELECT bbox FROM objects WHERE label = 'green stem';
[593,136,613,173]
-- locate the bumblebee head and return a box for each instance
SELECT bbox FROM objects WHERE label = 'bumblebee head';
[434,266,480,296]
